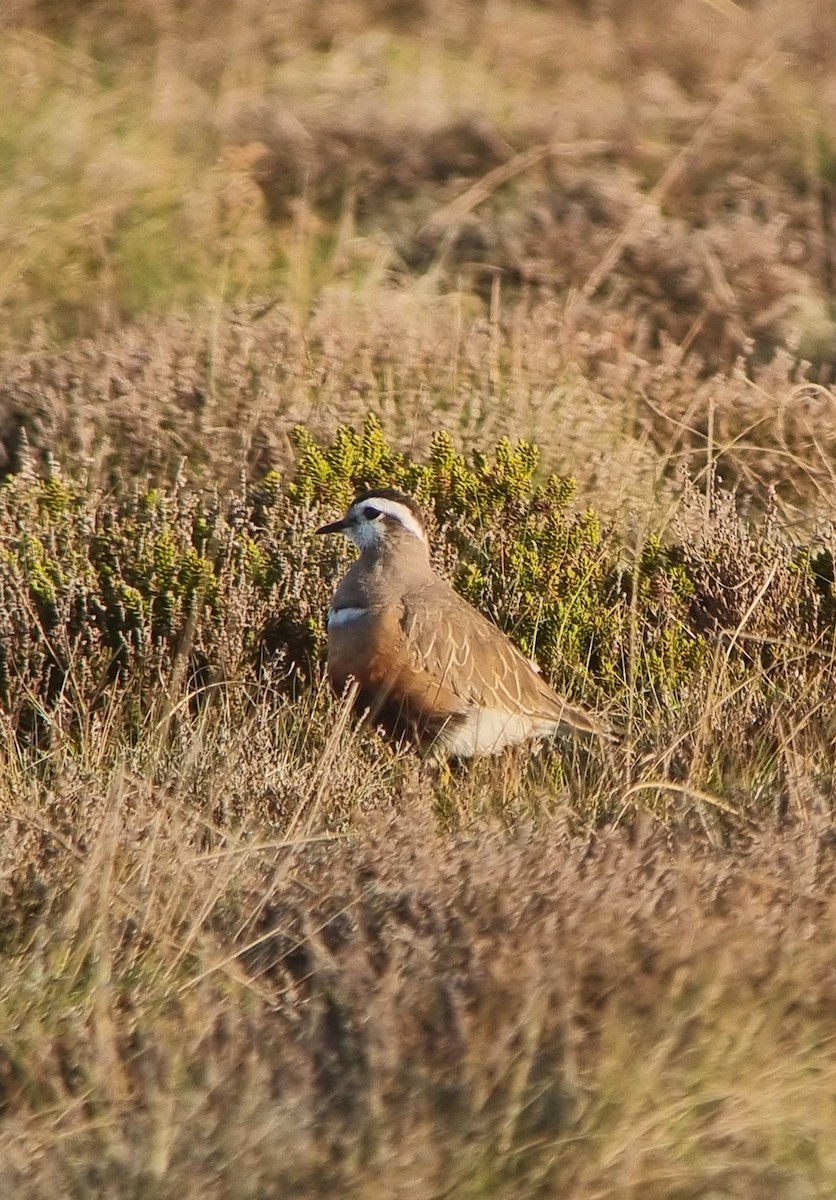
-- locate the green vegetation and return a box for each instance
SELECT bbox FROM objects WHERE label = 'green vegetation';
[2,1,836,1196]
[5,416,836,820]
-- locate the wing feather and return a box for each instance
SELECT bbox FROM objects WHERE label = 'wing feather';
[399,580,609,738]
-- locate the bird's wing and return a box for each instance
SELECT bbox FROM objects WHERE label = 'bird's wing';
[399,581,609,737]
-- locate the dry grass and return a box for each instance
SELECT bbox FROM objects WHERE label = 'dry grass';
[4,0,836,523]
[1,709,835,1197]
[0,415,831,1195]
[3,0,836,368]
[2,0,836,1194]
[6,296,836,528]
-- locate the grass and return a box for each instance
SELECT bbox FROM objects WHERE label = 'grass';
[2,718,836,1197]
[3,2,836,366]
[2,0,836,1195]
[0,417,832,1195]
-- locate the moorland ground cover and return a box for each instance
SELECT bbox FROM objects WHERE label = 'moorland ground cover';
[2,2,836,1195]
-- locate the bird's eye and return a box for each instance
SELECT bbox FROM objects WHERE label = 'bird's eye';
[363,506,382,520]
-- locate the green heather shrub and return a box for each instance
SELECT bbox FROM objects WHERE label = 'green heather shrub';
[0,415,834,788]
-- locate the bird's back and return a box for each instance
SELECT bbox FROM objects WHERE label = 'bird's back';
[398,574,607,752]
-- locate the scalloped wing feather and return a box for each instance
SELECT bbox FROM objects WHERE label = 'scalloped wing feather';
[399,580,609,738]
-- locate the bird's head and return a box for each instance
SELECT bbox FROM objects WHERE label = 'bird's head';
[315,488,428,553]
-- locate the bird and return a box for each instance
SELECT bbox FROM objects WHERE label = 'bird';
[315,488,613,758]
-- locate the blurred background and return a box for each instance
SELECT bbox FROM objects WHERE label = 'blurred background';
[2,1,836,517]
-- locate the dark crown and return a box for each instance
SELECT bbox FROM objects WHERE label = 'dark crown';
[354,488,426,528]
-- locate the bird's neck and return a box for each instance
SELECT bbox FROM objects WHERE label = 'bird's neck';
[360,537,431,573]
[344,540,433,601]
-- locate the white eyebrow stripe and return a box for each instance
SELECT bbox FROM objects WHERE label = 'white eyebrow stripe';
[328,606,371,628]
[354,497,426,542]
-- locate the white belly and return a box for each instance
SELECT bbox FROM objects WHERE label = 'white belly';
[441,708,558,757]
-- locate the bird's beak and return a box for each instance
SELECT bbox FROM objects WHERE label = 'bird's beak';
[315,516,350,535]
